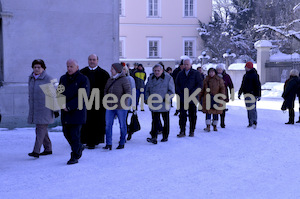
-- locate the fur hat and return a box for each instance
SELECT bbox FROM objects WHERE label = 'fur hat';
[112,63,123,73]
[245,62,253,69]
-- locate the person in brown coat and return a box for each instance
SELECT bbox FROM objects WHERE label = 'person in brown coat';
[103,63,131,150]
[199,68,226,132]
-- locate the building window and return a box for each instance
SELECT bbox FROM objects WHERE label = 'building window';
[148,0,160,17]
[147,37,161,58]
[119,0,125,16]
[119,37,126,58]
[183,38,196,58]
[184,0,195,17]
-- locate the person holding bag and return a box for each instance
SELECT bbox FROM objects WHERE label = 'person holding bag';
[103,63,131,150]
[199,68,225,132]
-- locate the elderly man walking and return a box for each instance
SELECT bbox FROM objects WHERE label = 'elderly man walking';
[176,58,203,137]
[145,64,175,144]
[59,59,90,165]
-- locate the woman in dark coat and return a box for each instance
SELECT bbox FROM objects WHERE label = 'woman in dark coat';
[199,68,225,132]
[282,69,299,124]
[216,64,234,128]
[28,59,58,158]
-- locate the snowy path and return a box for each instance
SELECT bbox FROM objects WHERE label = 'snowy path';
[1,98,300,199]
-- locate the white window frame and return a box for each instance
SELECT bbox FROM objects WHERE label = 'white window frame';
[119,37,126,58]
[183,0,197,17]
[119,0,125,17]
[147,37,161,58]
[183,37,196,58]
[147,0,161,18]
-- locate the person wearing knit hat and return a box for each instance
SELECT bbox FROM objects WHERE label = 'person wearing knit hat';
[112,63,123,73]
[103,63,131,150]
[238,61,261,129]
[245,61,253,69]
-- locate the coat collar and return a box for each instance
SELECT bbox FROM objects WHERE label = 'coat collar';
[29,70,47,80]
[151,72,165,80]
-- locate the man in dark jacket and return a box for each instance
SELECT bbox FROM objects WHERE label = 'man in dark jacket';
[60,59,90,165]
[176,58,203,137]
[80,54,110,149]
[238,62,261,129]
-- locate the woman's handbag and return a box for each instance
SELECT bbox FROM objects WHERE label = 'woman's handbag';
[129,111,141,133]
[281,100,287,111]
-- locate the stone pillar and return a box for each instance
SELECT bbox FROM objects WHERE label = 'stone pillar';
[254,40,272,84]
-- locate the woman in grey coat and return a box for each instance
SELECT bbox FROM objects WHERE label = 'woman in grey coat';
[28,59,58,158]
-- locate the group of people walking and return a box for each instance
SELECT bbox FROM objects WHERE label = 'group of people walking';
[27,55,262,165]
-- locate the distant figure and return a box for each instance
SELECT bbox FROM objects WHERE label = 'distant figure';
[197,66,205,80]
[103,63,131,150]
[166,67,173,75]
[216,64,234,128]
[59,59,90,165]
[133,64,146,110]
[281,69,299,124]
[145,64,175,144]
[80,54,110,149]
[172,60,186,116]
[28,59,58,158]
[238,62,261,129]
[122,65,137,141]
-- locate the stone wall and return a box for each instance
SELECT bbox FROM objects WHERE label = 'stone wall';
[0,0,119,128]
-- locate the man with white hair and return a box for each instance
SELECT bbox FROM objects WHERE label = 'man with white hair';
[145,64,175,144]
[175,58,203,137]
[59,59,90,165]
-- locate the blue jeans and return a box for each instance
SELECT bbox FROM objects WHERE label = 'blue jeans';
[245,96,257,125]
[105,109,128,146]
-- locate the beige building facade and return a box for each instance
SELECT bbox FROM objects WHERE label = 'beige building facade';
[119,0,212,67]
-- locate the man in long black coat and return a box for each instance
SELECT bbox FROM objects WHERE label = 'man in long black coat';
[80,54,110,149]
[60,59,90,164]
[175,58,203,137]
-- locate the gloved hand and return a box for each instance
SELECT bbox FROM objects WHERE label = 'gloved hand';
[54,111,60,118]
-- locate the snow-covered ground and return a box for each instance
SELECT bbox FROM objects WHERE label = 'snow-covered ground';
[1,84,300,199]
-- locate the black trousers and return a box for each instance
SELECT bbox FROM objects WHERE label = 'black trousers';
[288,108,295,122]
[179,103,197,133]
[150,111,170,139]
[63,124,83,159]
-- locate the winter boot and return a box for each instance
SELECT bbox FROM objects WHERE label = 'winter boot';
[177,132,186,138]
[147,137,158,144]
[212,124,218,131]
[220,113,225,128]
[296,117,300,123]
[189,131,194,137]
[204,125,210,132]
